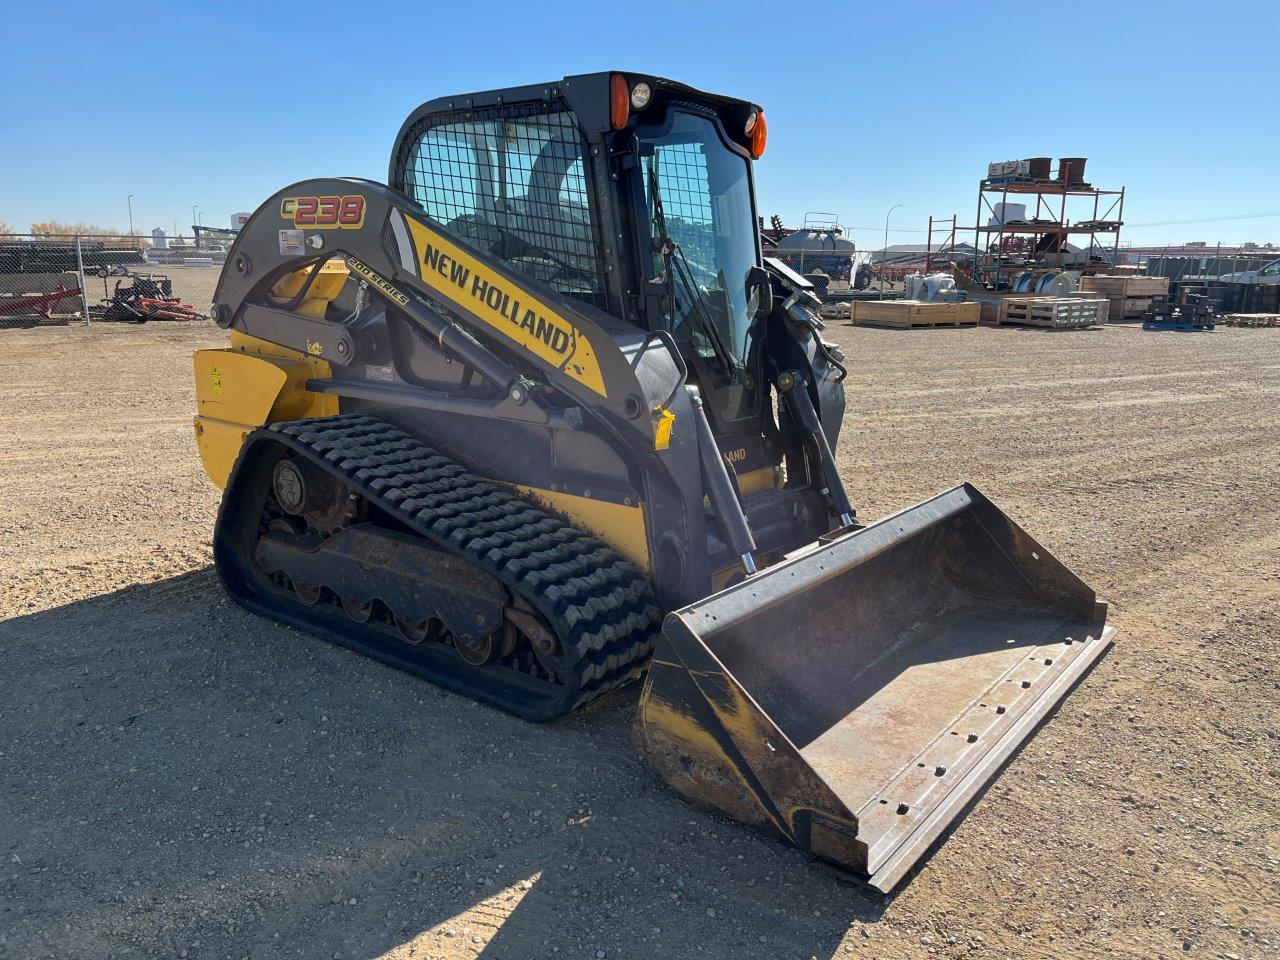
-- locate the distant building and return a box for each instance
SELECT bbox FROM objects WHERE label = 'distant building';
[871,242,979,268]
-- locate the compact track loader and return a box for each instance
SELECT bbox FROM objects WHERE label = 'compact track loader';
[193,72,1113,892]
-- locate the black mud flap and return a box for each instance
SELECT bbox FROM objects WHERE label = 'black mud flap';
[633,483,1114,893]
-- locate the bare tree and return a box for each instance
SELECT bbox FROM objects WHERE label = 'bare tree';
[28,221,147,248]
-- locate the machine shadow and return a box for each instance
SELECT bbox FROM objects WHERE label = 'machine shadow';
[1,569,885,959]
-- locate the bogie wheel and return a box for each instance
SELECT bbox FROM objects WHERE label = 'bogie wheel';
[394,616,434,645]
[341,596,374,623]
[453,630,496,666]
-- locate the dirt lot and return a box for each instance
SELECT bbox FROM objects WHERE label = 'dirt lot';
[2,320,1277,960]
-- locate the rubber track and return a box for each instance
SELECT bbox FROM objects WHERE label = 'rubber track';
[261,414,662,715]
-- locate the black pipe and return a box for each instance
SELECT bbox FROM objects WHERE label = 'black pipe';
[305,378,568,429]
[780,371,855,527]
[396,294,517,393]
[687,386,757,574]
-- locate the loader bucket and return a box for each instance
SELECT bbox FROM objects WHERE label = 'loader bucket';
[634,483,1113,893]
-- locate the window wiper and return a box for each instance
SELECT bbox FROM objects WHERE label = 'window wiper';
[647,162,736,377]
[668,245,736,375]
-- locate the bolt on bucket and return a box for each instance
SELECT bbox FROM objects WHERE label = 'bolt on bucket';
[633,483,1113,893]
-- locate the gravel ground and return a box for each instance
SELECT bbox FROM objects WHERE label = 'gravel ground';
[1,320,1276,960]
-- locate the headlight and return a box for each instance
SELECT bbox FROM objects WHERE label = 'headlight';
[630,82,652,110]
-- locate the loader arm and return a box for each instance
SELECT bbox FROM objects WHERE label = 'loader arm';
[211,178,659,426]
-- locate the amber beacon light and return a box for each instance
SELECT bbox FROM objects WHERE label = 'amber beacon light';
[610,73,630,130]
[746,109,767,158]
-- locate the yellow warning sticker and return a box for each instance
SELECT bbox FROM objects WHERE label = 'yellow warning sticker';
[210,365,222,397]
[402,217,607,398]
[653,407,675,451]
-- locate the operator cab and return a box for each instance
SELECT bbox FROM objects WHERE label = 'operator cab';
[388,73,782,457]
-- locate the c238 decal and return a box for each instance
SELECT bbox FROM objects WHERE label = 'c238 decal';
[280,195,366,230]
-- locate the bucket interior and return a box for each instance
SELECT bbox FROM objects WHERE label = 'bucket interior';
[690,490,1104,831]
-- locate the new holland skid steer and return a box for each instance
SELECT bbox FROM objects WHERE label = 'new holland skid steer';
[192,72,1113,892]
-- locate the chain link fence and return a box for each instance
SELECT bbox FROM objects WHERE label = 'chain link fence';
[0,234,227,329]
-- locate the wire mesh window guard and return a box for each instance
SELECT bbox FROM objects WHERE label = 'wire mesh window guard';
[402,108,605,309]
[648,142,716,267]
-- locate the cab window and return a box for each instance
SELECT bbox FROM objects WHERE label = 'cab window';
[402,108,605,308]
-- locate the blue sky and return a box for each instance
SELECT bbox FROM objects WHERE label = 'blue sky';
[5,0,1278,247]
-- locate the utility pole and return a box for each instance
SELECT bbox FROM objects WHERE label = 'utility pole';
[192,205,200,248]
[127,194,135,240]
[880,203,902,299]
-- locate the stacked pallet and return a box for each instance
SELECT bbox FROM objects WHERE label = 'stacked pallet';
[969,293,1105,327]
[852,300,980,329]
[1079,275,1170,320]
[1219,313,1280,328]
[1001,296,1107,329]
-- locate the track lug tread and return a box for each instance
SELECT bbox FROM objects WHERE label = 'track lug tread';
[242,414,660,718]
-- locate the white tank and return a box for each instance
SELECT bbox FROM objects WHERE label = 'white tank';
[988,202,1027,227]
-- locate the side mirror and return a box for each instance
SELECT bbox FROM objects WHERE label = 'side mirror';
[746,265,773,324]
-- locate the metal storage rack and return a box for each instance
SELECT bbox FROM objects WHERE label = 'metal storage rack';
[923,215,958,272]
[964,167,1125,289]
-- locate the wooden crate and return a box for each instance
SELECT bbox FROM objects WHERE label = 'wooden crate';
[967,295,1007,325]
[1080,274,1170,298]
[1001,296,1107,329]
[852,300,979,328]
[1107,296,1153,320]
